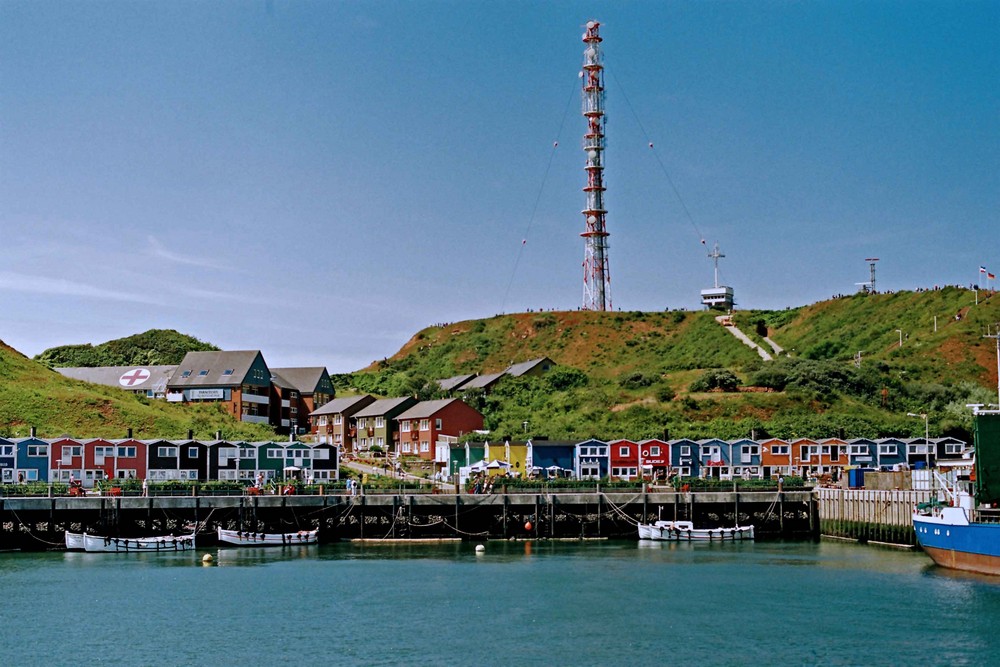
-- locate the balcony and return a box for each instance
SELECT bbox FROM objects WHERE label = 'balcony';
[241,415,270,425]
[242,393,269,405]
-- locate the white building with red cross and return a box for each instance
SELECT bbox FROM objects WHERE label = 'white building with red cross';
[57,365,177,398]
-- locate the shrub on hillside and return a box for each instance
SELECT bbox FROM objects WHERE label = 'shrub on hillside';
[689,369,741,392]
[618,371,656,390]
[545,367,589,391]
[750,367,790,391]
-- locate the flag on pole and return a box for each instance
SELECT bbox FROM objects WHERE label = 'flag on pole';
[990,273,996,280]
[980,266,988,273]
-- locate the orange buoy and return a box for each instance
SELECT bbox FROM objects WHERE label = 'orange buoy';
[525,521,533,532]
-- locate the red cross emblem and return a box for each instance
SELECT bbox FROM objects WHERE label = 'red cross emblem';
[119,368,151,387]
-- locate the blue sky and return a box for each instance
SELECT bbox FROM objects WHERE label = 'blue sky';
[2,1,997,372]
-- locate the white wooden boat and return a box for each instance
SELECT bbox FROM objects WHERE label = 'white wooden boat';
[638,520,754,541]
[217,526,318,547]
[80,532,196,553]
[65,531,85,551]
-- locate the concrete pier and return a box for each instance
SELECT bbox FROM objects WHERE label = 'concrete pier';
[817,487,933,546]
[0,490,816,549]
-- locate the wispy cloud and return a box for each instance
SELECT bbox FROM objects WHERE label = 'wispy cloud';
[147,235,223,269]
[0,271,162,305]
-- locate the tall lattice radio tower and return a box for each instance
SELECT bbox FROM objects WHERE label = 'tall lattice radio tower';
[580,20,611,311]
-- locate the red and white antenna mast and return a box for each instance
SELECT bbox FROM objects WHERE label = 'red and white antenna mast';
[581,20,611,311]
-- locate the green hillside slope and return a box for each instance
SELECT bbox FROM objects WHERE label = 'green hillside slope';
[34,329,217,368]
[338,289,1000,442]
[0,340,272,440]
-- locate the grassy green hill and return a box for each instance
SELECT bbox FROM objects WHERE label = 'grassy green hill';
[0,340,272,440]
[34,329,217,368]
[337,288,1000,443]
[6,288,998,443]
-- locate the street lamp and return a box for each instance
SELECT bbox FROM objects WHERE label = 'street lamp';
[907,412,930,469]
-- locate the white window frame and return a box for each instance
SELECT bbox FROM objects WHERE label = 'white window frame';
[419,419,429,431]
[158,446,177,458]
[879,444,897,455]
[649,446,660,457]
[619,446,630,457]
[401,421,411,432]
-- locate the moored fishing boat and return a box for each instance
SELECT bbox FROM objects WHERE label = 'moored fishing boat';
[79,532,196,553]
[217,527,318,547]
[913,407,1000,575]
[65,531,85,551]
[638,520,754,541]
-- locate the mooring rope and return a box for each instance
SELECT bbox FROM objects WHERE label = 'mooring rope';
[441,518,489,537]
[9,509,66,547]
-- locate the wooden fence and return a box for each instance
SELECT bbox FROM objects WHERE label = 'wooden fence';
[817,487,934,546]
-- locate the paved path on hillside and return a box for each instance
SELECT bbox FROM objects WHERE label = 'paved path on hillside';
[716,316,773,361]
[763,336,785,356]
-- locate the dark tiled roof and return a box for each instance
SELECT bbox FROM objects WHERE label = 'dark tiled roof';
[168,350,263,388]
[309,395,374,417]
[270,367,328,393]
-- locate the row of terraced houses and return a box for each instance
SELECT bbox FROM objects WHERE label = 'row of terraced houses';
[0,432,969,486]
[443,435,970,483]
[0,430,339,486]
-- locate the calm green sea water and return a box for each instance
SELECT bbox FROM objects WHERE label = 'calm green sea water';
[1,539,997,666]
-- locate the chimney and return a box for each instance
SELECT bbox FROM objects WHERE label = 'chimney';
[30,426,36,438]
[215,430,222,440]
[187,429,194,440]
[126,427,133,439]
[663,428,670,441]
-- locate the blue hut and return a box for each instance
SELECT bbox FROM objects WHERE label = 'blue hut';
[574,439,609,480]
[0,437,15,483]
[13,437,50,482]
[526,440,576,479]
[729,438,762,478]
[697,438,729,478]
[669,438,700,478]
[875,438,907,470]
[847,439,878,467]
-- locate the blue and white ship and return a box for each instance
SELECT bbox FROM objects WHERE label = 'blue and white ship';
[914,409,1000,576]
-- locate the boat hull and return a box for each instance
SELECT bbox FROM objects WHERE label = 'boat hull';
[217,527,318,547]
[914,512,1000,576]
[65,531,85,551]
[81,533,196,553]
[638,521,754,542]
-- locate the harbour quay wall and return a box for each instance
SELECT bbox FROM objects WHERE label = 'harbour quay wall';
[817,487,933,546]
[0,490,816,549]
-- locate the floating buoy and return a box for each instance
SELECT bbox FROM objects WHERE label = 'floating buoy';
[202,554,213,564]
[524,521,533,532]
[475,544,486,553]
